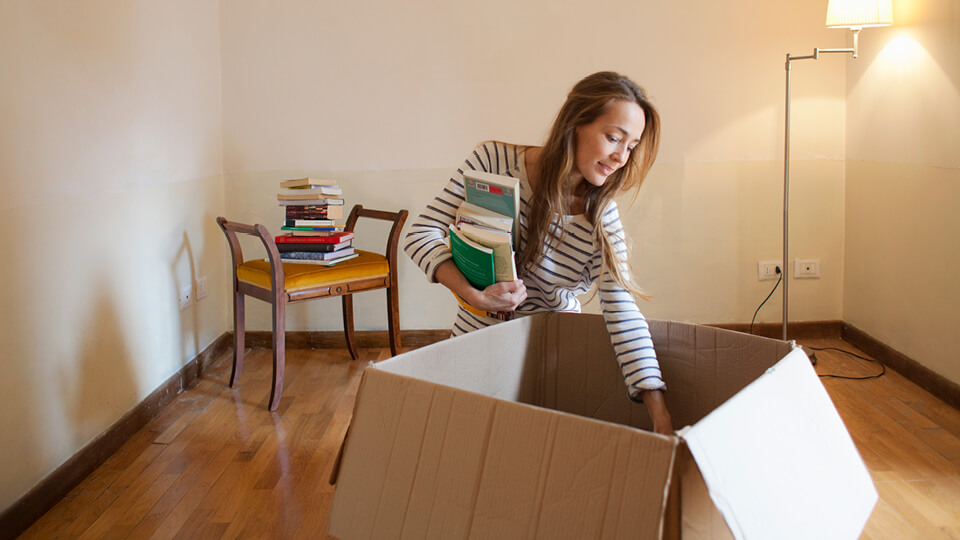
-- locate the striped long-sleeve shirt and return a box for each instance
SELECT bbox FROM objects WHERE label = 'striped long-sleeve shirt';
[404,141,665,396]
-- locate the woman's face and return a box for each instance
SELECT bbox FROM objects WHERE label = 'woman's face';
[572,99,646,188]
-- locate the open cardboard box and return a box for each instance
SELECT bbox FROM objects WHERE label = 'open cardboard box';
[328,313,877,539]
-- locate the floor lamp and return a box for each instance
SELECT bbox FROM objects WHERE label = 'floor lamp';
[781,0,893,340]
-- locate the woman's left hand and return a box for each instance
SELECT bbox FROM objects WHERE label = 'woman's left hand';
[639,389,673,436]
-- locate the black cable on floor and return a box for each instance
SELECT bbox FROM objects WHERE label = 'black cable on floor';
[807,346,886,380]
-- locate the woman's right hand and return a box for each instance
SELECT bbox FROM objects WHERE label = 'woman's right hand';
[434,260,527,312]
[472,280,527,312]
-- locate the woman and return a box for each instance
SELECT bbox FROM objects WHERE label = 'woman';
[403,72,672,434]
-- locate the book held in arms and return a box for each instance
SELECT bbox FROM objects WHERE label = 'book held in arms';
[463,169,521,248]
[449,170,521,319]
[275,178,356,266]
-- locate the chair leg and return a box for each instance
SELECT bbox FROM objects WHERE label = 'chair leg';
[342,294,360,360]
[386,286,401,357]
[230,291,245,387]
[268,299,286,411]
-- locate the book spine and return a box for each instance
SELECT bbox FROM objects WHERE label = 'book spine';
[279,247,355,260]
[276,242,350,253]
[283,219,337,227]
[275,233,354,244]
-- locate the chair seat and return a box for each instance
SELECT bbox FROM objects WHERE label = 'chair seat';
[238,250,390,293]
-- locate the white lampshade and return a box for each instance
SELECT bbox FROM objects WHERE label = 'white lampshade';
[825,0,894,28]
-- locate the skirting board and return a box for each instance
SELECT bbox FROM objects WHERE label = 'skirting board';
[0,333,233,540]
[842,323,960,412]
[239,328,452,350]
[710,320,843,340]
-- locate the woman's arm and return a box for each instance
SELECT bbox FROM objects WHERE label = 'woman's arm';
[639,389,673,435]
[433,260,527,312]
[594,204,673,433]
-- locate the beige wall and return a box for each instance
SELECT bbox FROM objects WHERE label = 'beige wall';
[843,1,960,383]
[0,1,226,513]
[220,0,849,331]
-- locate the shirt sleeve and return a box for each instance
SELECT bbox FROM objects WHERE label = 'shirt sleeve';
[403,141,519,283]
[595,203,665,398]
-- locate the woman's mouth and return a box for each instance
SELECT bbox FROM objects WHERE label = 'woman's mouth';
[598,163,614,176]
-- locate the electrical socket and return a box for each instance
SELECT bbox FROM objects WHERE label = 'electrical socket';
[197,277,208,300]
[795,258,821,279]
[758,260,782,281]
[178,285,193,310]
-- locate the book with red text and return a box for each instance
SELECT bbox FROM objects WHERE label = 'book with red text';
[275,232,354,244]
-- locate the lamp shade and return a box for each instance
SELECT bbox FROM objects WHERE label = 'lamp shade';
[825,0,893,28]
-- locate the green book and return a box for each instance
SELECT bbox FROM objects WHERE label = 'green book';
[449,225,495,289]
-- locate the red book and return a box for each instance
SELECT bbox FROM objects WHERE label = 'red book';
[275,232,354,244]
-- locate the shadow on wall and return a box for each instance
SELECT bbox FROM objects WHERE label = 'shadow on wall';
[63,281,137,445]
[172,231,200,363]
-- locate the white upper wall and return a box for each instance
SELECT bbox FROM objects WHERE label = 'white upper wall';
[220,0,849,172]
[0,1,223,208]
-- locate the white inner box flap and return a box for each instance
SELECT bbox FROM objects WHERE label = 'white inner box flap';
[681,348,878,540]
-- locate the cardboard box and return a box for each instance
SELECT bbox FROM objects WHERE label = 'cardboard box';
[328,313,877,539]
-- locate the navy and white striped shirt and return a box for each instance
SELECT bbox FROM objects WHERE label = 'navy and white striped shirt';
[404,141,664,395]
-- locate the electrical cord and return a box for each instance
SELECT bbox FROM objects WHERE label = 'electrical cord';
[746,264,884,381]
[749,267,781,335]
[807,346,886,380]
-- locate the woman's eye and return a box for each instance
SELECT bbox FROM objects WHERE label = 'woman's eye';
[607,135,619,143]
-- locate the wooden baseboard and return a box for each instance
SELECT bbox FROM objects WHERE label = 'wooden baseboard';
[0,334,233,540]
[842,323,960,411]
[710,320,843,340]
[240,329,451,351]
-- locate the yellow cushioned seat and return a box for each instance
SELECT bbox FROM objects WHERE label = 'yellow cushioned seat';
[237,250,389,293]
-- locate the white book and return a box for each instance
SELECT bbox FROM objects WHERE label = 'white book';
[457,223,517,282]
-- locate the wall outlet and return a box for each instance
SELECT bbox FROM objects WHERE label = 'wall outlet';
[197,277,208,300]
[178,285,193,310]
[795,258,821,279]
[758,260,782,281]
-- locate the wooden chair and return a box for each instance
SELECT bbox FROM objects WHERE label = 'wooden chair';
[217,205,408,410]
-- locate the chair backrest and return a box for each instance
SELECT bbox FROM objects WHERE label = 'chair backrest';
[216,217,285,294]
[344,205,409,287]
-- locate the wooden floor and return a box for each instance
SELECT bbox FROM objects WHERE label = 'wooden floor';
[19,338,960,539]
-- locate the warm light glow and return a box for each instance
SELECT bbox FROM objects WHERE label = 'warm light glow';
[825,0,894,28]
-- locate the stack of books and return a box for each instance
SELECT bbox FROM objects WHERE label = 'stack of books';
[449,170,520,316]
[274,178,358,266]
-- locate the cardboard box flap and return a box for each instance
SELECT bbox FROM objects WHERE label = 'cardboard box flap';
[328,368,680,540]
[680,349,878,540]
[373,315,542,402]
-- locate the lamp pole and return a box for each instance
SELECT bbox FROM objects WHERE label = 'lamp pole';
[782,38,858,341]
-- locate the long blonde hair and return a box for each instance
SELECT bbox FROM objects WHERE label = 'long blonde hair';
[518,71,661,299]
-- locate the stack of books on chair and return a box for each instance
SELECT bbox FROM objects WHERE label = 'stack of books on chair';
[274,178,357,266]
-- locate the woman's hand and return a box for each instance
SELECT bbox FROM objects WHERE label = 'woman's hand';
[639,389,673,436]
[472,280,527,312]
[434,260,527,312]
